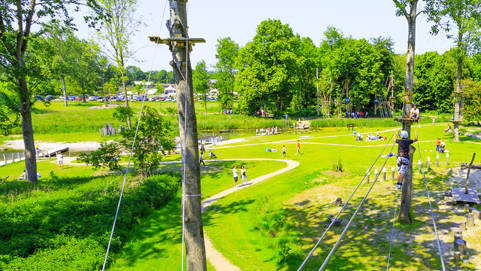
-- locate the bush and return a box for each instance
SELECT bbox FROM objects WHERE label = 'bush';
[78,142,122,170]
[332,158,343,172]
[0,172,181,270]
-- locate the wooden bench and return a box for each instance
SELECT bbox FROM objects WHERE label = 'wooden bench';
[347,123,355,131]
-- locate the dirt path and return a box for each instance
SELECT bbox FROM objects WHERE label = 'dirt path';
[199,159,299,271]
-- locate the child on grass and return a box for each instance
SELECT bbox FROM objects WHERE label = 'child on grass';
[282,145,286,157]
[395,129,418,189]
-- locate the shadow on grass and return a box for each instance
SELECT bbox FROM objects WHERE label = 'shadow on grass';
[285,170,479,270]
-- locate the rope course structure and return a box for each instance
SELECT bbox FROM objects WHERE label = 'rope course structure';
[297,129,399,270]
[101,1,169,269]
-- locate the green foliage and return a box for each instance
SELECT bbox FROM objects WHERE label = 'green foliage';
[463,78,481,121]
[215,37,239,110]
[193,60,210,113]
[113,105,134,124]
[77,142,122,170]
[117,106,175,178]
[0,172,181,270]
[332,158,343,172]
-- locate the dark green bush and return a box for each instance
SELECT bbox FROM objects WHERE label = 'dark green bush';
[78,142,122,170]
[0,172,181,270]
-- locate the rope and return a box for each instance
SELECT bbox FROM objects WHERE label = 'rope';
[101,1,168,269]
[318,139,397,271]
[181,2,190,269]
[297,131,397,270]
[416,137,446,271]
[386,188,400,270]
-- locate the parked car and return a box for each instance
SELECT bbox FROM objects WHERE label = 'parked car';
[75,96,82,101]
[35,95,44,101]
[136,95,149,101]
[88,96,98,101]
[116,96,124,101]
[165,97,172,101]
[58,95,64,100]
[67,96,76,101]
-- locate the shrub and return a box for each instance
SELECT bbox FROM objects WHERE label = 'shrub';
[77,142,122,170]
[0,172,181,270]
[332,158,343,172]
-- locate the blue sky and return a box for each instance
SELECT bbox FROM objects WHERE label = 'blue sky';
[73,0,454,73]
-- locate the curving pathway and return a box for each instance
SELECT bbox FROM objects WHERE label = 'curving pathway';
[199,159,299,271]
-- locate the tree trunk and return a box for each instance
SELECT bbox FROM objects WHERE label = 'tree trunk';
[398,143,416,223]
[109,87,112,105]
[397,0,418,223]
[453,32,463,143]
[122,79,131,130]
[168,1,207,270]
[61,71,68,107]
[19,78,38,183]
[82,94,86,103]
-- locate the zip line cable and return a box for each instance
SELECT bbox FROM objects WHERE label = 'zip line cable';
[298,129,399,270]
[386,188,400,270]
[318,138,398,271]
[415,138,446,271]
[101,2,168,270]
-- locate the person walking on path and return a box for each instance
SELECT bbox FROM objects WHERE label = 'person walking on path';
[240,165,248,186]
[233,165,238,187]
[35,142,39,153]
[436,138,441,152]
[200,143,205,155]
[199,153,207,168]
[57,152,64,170]
[296,140,301,155]
[282,145,287,157]
[394,130,418,189]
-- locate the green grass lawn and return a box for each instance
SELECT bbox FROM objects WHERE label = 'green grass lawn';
[109,160,286,270]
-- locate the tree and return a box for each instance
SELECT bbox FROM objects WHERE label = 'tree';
[69,41,103,102]
[426,0,481,142]
[392,0,424,223]
[193,60,210,114]
[117,106,174,178]
[96,0,143,130]
[215,37,239,111]
[235,20,300,114]
[166,1,207,268]
[0,0,103,182]
[156,84,165,95]
[463,78,481,121]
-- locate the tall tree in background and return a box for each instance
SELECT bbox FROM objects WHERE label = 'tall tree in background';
[295,37,318,110]
[426,0,481,142]
[392,0,423,223]
[236,19,300,114]
[215,37,239,111]
[96,0,143,130]
[0,0,102,182]
[70,41,103,102]
[42,23,75,107]
[193,60,210,114]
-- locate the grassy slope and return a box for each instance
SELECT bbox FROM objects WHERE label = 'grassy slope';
[110,160,287,270]
[200,126,481,270]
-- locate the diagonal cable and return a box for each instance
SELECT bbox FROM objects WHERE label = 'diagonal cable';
[298,130,397,270]
[101,1,168,269]
[416,137,446,271]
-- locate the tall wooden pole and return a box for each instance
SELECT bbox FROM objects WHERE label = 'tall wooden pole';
[167,1,207,269]
[396,0,418,223]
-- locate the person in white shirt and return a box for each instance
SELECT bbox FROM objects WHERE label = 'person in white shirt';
[57,152,63,170]
[410,104,421,127]
[233,165,238,187]
[240,165,248,186]
[282,145,287,157]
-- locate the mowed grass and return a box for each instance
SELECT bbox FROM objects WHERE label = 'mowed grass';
[109,160,287,270]
[197,126,481,270]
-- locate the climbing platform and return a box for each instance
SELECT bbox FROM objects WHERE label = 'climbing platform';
[451,187,481,204]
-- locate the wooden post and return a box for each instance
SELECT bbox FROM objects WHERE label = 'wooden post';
[446,153,449,165]
[436,154,439,168]
[164,1,207,269]
[427,156,430,171]
[392,166,395,180]
[383,168,386,181]
[366,170,370,183]
[418,160,422,174]
[465,153,476,194]
[398,144,416,223]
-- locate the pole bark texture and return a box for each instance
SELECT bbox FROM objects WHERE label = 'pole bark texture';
[19,78,38,183]
[398,143,416,222]
[167,1,207,270]
[61,71,68,107]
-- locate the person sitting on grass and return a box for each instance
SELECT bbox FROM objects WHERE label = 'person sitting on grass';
[395,130,418,189]
[18,169,26,180]
[445,124,452,133]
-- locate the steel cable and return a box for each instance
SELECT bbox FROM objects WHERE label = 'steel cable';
[101,1,168,269]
